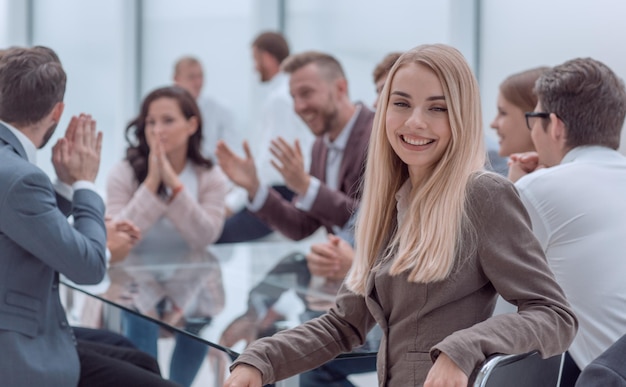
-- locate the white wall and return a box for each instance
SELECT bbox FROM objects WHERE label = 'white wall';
[30,0,138,191]
[479,0,626,154]
[2,0,626,191]
[286,0,477,107]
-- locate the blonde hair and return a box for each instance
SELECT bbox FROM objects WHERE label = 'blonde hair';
[346,44,485,295]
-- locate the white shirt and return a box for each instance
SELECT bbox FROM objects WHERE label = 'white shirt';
[233,72,315,213]
[515,145,626,369]
[197,95,239,160]
[295,105,361,212]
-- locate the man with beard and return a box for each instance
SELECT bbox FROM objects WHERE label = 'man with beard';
[217,31,316,243]
[217,51,374,240]
[0,47,177,386]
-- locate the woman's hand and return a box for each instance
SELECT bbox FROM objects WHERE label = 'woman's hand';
[424,352,468,387]
[144,139,162,193]
[223,364,263,387]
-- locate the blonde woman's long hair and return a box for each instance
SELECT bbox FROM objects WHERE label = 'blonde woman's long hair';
[346,44,485,295]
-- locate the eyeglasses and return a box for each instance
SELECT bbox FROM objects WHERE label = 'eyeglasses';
[524,111,550,130]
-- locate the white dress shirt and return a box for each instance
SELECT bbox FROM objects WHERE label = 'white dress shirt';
[197,95,239,160]
[515,145,626,369]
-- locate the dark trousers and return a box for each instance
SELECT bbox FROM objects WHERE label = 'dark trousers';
[560,351,581,387]
[73,326,136,349]
[216,185,294,243]
[299,356,378,387]
[77,340,180,387]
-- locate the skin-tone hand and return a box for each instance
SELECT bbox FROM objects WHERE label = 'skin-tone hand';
[52,114,103,184]
[507,151,545,183]
[215,140,260,199]
[223,364,263,387]
[307,234,354,281]
[423,352,468,387]
[144,139,182,193]
[219,313,260,348]
[269,138,310,195]
[105,218,141,264]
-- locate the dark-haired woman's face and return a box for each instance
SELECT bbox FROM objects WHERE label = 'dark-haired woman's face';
[145,97,197,156]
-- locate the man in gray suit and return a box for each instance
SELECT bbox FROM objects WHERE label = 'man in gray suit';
[0,47,178,386]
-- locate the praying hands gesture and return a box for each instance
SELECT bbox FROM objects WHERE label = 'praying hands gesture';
[52,114,103,184]
[143,136,182,193]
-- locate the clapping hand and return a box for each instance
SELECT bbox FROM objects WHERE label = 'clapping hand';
[52,114,103,184]
[269,137,310,195]
[215,140,260,199]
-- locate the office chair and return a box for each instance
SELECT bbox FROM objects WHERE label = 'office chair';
[471,351,564,387]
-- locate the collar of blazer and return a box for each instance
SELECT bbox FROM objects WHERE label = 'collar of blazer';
[0,122,28,160]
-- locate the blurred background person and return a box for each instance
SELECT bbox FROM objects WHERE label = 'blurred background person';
[173,56,239,161]
[217,31,315,243]
[106,85,228,386]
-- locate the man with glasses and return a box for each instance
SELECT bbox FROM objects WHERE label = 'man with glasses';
[508,57,626,386]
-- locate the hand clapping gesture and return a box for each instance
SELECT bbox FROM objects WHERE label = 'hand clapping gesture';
[215,140,260,199]
[52,114,103,184]
[269,137,310,196]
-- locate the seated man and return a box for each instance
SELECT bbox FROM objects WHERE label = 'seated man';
[217,51,374,241]
[0,46,177,387]
[509,57,626,386]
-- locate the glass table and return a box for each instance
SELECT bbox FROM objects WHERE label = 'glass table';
[64,240,378,386]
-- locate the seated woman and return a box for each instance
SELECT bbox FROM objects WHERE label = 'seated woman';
[489,67,548,178]
[106,85,228,387]
[224,44,577,387]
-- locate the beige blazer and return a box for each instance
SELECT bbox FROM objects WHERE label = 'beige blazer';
[104,160,228,315]
[232,173,578,386]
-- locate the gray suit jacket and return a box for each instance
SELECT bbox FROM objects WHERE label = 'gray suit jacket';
[0,123,107,386]
[254,103,374,240]
[576,334,626,387]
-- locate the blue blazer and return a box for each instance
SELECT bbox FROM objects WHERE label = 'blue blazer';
[0,123,107,386]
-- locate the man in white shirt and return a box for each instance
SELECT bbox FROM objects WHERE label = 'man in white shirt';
[509,57,626,386]
[173,56,238,160]
[217,32,315,243]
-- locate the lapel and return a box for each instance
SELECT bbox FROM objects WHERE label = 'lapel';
[336,104,371,188]
[0,122,28,160]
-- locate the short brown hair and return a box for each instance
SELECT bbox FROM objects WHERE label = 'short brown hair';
[373,52,402,84]
[281,51,345,82]
[536,58,626,150]
[252,31,290,64]
[499,66,549,113]
[0,46,66,125]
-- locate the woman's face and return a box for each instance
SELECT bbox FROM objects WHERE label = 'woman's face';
[385,63,452,184]
[490,92,535,157]
[145,97,197,155]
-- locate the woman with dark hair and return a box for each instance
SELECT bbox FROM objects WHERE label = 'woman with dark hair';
[106,86,228,386]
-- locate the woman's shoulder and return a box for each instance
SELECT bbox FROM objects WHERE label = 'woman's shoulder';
[465,170,519,211]
[467,170,514,195]
[192,163,228,185]
[107,159,134,178]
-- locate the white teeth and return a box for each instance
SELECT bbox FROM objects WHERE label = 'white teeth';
[402,135,434,146]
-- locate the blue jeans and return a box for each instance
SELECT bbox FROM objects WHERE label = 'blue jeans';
[122,311,209,387]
